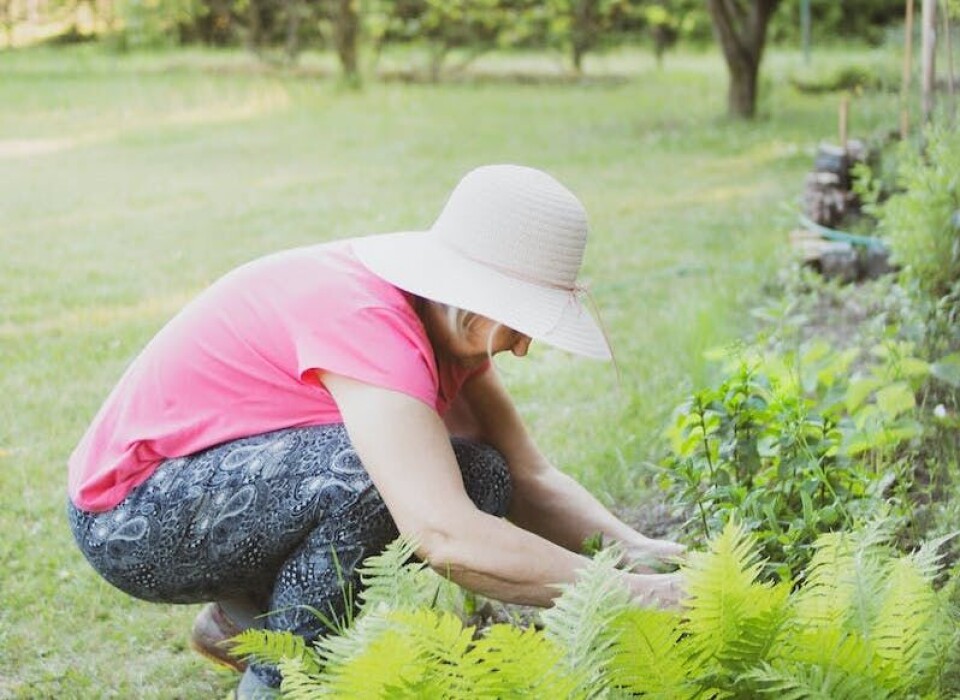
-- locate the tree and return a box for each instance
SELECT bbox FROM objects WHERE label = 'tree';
[330,0,360,82]
[706,0,782,119]
[545,0,640,74]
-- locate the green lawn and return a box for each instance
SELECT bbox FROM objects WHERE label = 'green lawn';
[0,43,901,698]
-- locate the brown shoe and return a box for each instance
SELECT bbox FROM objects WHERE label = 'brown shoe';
[190,602,248,673]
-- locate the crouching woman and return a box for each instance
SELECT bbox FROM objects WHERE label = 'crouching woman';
[67,165,684,698]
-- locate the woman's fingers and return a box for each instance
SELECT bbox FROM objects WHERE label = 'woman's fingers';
[623,537,687,572]
[626,572,686,610]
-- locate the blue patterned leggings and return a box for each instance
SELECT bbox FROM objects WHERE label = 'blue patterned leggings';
[68,424,512,686]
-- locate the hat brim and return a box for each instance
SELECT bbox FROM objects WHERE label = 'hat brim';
[352,231,612,361]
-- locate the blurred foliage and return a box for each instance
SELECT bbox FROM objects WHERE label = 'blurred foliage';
[658,337,938,580]
[769,0,906,46]
[873,126,960,304]
[789,59,901,95]
[1,0,921,79]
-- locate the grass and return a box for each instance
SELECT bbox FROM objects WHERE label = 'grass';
[0,42,902,697]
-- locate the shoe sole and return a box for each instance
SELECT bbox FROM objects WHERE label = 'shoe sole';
[189,637,247,673]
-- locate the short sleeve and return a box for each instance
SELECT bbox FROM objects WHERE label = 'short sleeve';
[291,305,440,410]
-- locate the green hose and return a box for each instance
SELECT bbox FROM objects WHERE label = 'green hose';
[797,214,888,252]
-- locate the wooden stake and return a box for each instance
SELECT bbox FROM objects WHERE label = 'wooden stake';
[902,0,915,139]
[921,0,937,125]
[944,2,956,123]
[801,0,812,65]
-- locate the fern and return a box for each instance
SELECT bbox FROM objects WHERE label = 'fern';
[743,660,893,700]
[315,609,425,698]
[683,519,791,675]
[605,607,697,699]
[541,547,632,696]
[387,609,480,696]
[774,627,879,684]
[230,628,320,675]
[792,521,891,635]
[312,607,395,674]
[469,623,585,698]
[230,527,958,699]
[775,523,955,697]
[277,656,331,700]
[356,537,461,613]
[871,554,940,690]
[316,607,585,699]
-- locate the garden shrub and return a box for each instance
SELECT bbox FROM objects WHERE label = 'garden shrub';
[874,126,960,305]
[789,61,899,94]
[657,338,936,580]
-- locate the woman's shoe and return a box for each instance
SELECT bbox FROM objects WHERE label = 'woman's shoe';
[189,602,247,673]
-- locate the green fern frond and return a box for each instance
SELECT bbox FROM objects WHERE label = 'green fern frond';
[470,623,586,699]
[386,608,479,697]
[605,607,696,699]
[316,607,584,699]
[277,656,331,699]
[794,527,888,636]
[541,547,632,696]
[722,581,791,667]
[356,537,465,616]
[871,554,945,692]
[776,627,877,681]
[912,532,958,580]
[682,520,789,669]
[313,607,394,671]
[316,611,424,698]
[742,660,893,700]
[229,628,319,674]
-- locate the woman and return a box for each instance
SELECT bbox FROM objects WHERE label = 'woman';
[68,164,684,698]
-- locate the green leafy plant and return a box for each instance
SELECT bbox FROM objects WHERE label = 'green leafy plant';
[235,538,586,698]
[658,338,938,579]
[874,126,960,303]
[601,520,957,699]
[234,522,958,698]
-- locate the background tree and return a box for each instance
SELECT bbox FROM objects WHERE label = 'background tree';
[642,0,703,68]
[330,0,360,81]
[706,0,782,119]
[769,0,904,45]
[1,0,14,47]
[545,0,640,74]
[378,0,508,81]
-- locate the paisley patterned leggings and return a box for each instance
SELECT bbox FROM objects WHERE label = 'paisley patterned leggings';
[67,424,512,687]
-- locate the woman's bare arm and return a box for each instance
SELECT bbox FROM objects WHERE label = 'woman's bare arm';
[321,371,681,608]
[458,368,685,569]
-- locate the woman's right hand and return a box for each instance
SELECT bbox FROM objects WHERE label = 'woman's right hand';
[624,571,685,610]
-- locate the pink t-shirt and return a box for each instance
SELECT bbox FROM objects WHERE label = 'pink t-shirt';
[68,240,485,512]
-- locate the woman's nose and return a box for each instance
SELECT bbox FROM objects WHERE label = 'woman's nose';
[511,336,532,357]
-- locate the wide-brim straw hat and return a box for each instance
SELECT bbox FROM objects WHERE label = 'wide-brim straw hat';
[352,164,612,361]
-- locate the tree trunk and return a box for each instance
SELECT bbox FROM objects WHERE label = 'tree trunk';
[332,0,359,82]
[247,0,263,54]
[921,0,937,124]
[572,43,585,74]
[570,0,596,75]
[0,0,12,49]
[706,0,781,119]
[283,0,301,65]
[727,56,758,117]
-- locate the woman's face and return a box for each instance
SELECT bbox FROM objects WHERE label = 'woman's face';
[455,316,532,368]
[420,302,532,368]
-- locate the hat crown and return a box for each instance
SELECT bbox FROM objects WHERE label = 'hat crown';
[430,165,588,290]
